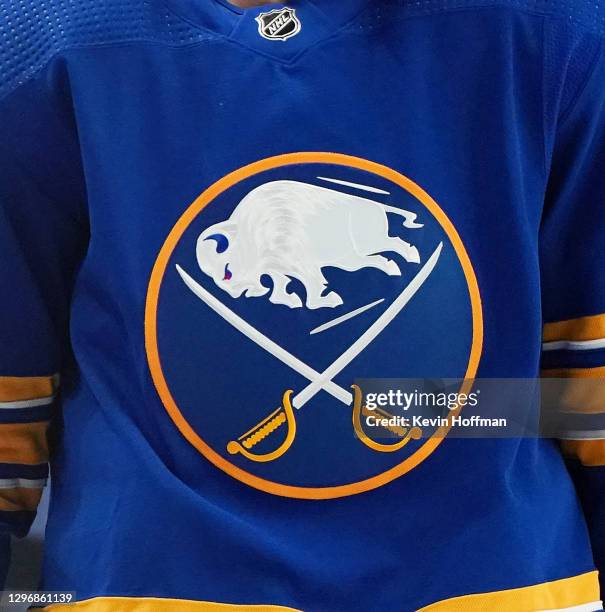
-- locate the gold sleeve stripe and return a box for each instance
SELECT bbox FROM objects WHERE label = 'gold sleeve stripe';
[541,368,605,414]
[44,596,303,611]
[0,375,56,403]
[543,313,605,343]
[0,421,49,465]
[0,486,43,512]
[417,571,599,612]
[542,366,605,378]
[561,440,605,466]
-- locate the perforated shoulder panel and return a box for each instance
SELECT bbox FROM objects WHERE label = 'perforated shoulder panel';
[0,0,214,99]
[362,0,605,37]
[2,0,604,101]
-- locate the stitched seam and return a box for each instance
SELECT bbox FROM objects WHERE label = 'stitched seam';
[388,0,605,39]
[159,3,565,66]
[557,37,604,128]
[541,15,549,178]
[4,1,603,93]
[0,36,215,105]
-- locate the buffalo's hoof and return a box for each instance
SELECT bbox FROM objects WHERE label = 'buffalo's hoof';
[385,260,402,276]
[307,291,343,309]
[245,286,270,297]
[407,246,421,264]
[270,291,303,309]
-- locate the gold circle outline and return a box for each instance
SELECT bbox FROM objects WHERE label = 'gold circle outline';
[145,152,483,499]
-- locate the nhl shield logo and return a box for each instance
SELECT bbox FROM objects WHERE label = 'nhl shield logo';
[256,8,301,41]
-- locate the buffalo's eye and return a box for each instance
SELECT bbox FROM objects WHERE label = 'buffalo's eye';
[223,263,233,281]
[205,233,229,254]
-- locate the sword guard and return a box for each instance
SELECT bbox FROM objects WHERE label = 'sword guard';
[351,384,422,453]
[227,390,297,463]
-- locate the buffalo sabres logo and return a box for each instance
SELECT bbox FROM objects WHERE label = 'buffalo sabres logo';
[256,8,301,41]
[146,153,483,499]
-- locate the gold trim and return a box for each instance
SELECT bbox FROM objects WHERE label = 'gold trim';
[44,597,302,611]
[542,366,605,379]
[541,369,605,414]
[0,486,43,512]
[561,440,605,466]
[0,421,49,464]
[0,375,55,402]
[41,572,602,611]
[418,571,600,611]
[544,314,605,343]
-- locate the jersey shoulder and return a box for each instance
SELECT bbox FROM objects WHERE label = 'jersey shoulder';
[378,0,604,121]
[539,0,605,37]
[0,0,210,99]
[382,0,605,38]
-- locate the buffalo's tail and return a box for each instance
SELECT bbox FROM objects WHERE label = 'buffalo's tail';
[381,204,424,229]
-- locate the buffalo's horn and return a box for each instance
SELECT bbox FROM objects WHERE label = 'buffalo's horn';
[205,234,229,254]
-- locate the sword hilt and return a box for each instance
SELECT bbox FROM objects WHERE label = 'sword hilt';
[361,404,408,437]
[227,390,297,463]
[352,384,422,453]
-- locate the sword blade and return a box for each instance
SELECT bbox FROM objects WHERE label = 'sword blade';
[309,299,385,335]
[176,265,353,405]
[293,242,443,409]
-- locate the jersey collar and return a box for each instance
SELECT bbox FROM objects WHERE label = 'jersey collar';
[163,0,370,61]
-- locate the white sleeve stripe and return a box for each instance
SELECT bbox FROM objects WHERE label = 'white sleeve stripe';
[0,478,47,489]
[557,430,605,440]
[542,338,605,351]
[0,395,54,410]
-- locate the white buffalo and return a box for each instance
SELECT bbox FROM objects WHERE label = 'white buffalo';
[196,180,422,309]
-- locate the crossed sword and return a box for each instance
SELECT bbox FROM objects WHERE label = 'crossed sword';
[176,241,443,462]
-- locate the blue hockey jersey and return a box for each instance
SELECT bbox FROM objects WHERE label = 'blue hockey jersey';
[1,0,605,610]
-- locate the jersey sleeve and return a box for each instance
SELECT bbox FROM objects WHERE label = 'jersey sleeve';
[0,65,88,566]
[540,38,605,592]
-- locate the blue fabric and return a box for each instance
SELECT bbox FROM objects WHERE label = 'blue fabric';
[542,347,605,370]
[0,405,53,425]
[0,0,604,609]
[0,533,9,588]
[541,39,605,323]
[0,514,35,540]
[0,465,48,481]
[567,462,605,596]
[541,43,605,602]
